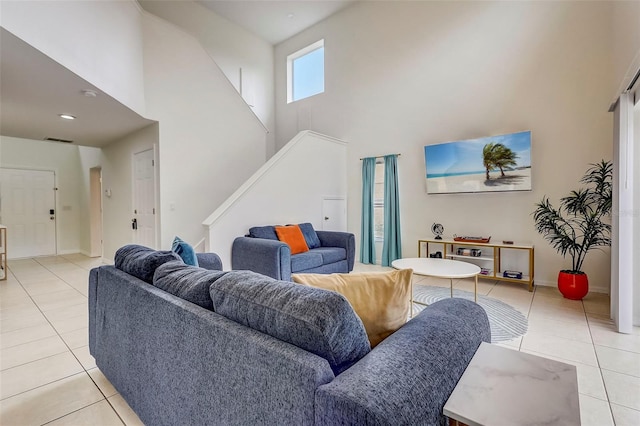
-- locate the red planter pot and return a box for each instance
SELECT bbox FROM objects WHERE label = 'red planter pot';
[558,270,589,300]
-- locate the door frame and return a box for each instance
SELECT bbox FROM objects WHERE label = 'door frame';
[89,167,103,257]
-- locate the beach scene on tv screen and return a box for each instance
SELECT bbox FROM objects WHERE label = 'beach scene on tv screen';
[424,131,532,194]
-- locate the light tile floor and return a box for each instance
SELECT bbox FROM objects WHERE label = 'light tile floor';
[0,256,638,425]
[354,262,640,426]
[1,254,143,425]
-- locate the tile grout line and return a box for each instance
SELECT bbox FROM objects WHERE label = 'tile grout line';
[584,299,617,425]
[38,399,123,426]
[517,284,536,352]
[33,258,89,298]
[0,370,86,402]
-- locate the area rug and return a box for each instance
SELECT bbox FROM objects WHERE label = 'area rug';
[412,285,528,343]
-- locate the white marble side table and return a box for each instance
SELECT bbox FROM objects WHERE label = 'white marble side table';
[443,342,580,426]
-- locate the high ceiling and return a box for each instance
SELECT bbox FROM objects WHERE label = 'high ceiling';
[0,1,355,148]
[0,28,154,148]
[198,0,356,45]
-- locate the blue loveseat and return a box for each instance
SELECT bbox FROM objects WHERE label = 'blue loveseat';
[89,245,490,425]
[231,224,355,281]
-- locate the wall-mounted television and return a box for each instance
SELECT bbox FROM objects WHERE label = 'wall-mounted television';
[424,130,532,194]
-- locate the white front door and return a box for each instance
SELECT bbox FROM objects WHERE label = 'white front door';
[133,149,157,248]
[322,197,347,231]
[0,168,56,258]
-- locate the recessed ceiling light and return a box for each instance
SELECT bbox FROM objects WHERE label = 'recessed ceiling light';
[59,114,76,120]
[82,89,98,97]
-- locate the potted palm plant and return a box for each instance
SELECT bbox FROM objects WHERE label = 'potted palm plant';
[532,160,612,300]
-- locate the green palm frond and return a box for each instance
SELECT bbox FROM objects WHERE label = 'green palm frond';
[532,160,612,272]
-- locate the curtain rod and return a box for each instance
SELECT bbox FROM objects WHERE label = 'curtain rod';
[626,66,640,91]
[359,153,401,160]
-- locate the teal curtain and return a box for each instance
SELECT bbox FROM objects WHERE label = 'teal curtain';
[382,154,401,266]
[360,157,376,264]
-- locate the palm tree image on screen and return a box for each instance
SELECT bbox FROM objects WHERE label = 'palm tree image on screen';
[532,160,612,300]
[483,142,518,180]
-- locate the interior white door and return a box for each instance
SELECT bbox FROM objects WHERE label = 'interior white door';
[0,168,56,258]
[612,92,635,333]
[322,197,347,231]
[133,149,157,248]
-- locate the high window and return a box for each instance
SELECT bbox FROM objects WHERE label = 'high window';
[287,40,324,103]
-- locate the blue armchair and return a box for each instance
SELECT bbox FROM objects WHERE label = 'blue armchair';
[231,225,355,281]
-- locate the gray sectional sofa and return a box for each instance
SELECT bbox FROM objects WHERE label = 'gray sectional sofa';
[231,224,355,281]
[89,245,490,426]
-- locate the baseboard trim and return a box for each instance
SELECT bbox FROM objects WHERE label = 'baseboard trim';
[58,249,80,255]
[534,279,609,295]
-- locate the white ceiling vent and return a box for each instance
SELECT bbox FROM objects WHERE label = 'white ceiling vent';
[44,137,74,143]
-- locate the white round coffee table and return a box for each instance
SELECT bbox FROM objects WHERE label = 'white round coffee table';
[392,258,481,302]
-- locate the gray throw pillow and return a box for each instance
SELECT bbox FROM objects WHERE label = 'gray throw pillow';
[114,244,181,284]
[248,225,278,240]
[210,270,371,375]
[153,261,228,310]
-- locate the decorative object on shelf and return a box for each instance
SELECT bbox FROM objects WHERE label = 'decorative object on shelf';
[502,240,514,245]
[453,235,491,244]
[424,130,532,194]
[456,248,482,257]
[533,160,612,300]
[503,270,523,279]
[480,268,491,275]
[431,223,444,240]
[429,251,442,258]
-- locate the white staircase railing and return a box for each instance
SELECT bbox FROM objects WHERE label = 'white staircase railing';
[202,131,348,268]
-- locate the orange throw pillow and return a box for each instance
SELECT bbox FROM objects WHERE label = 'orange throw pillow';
[275,225,309,255]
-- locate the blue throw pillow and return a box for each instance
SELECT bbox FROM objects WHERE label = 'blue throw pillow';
[298,223,321,249]
[172,236,199,267]
[248,225,278,240]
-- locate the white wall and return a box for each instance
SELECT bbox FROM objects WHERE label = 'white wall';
[204,131,347,269]
[78,146,104,255]
[611,1,640,101]
[100,124,159,261]
[274,1,614,292]
[142,13,267,252]
[0,5,274,261]
[0,136,99,255]
[138,0,275,157]
[0,0,146,116]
